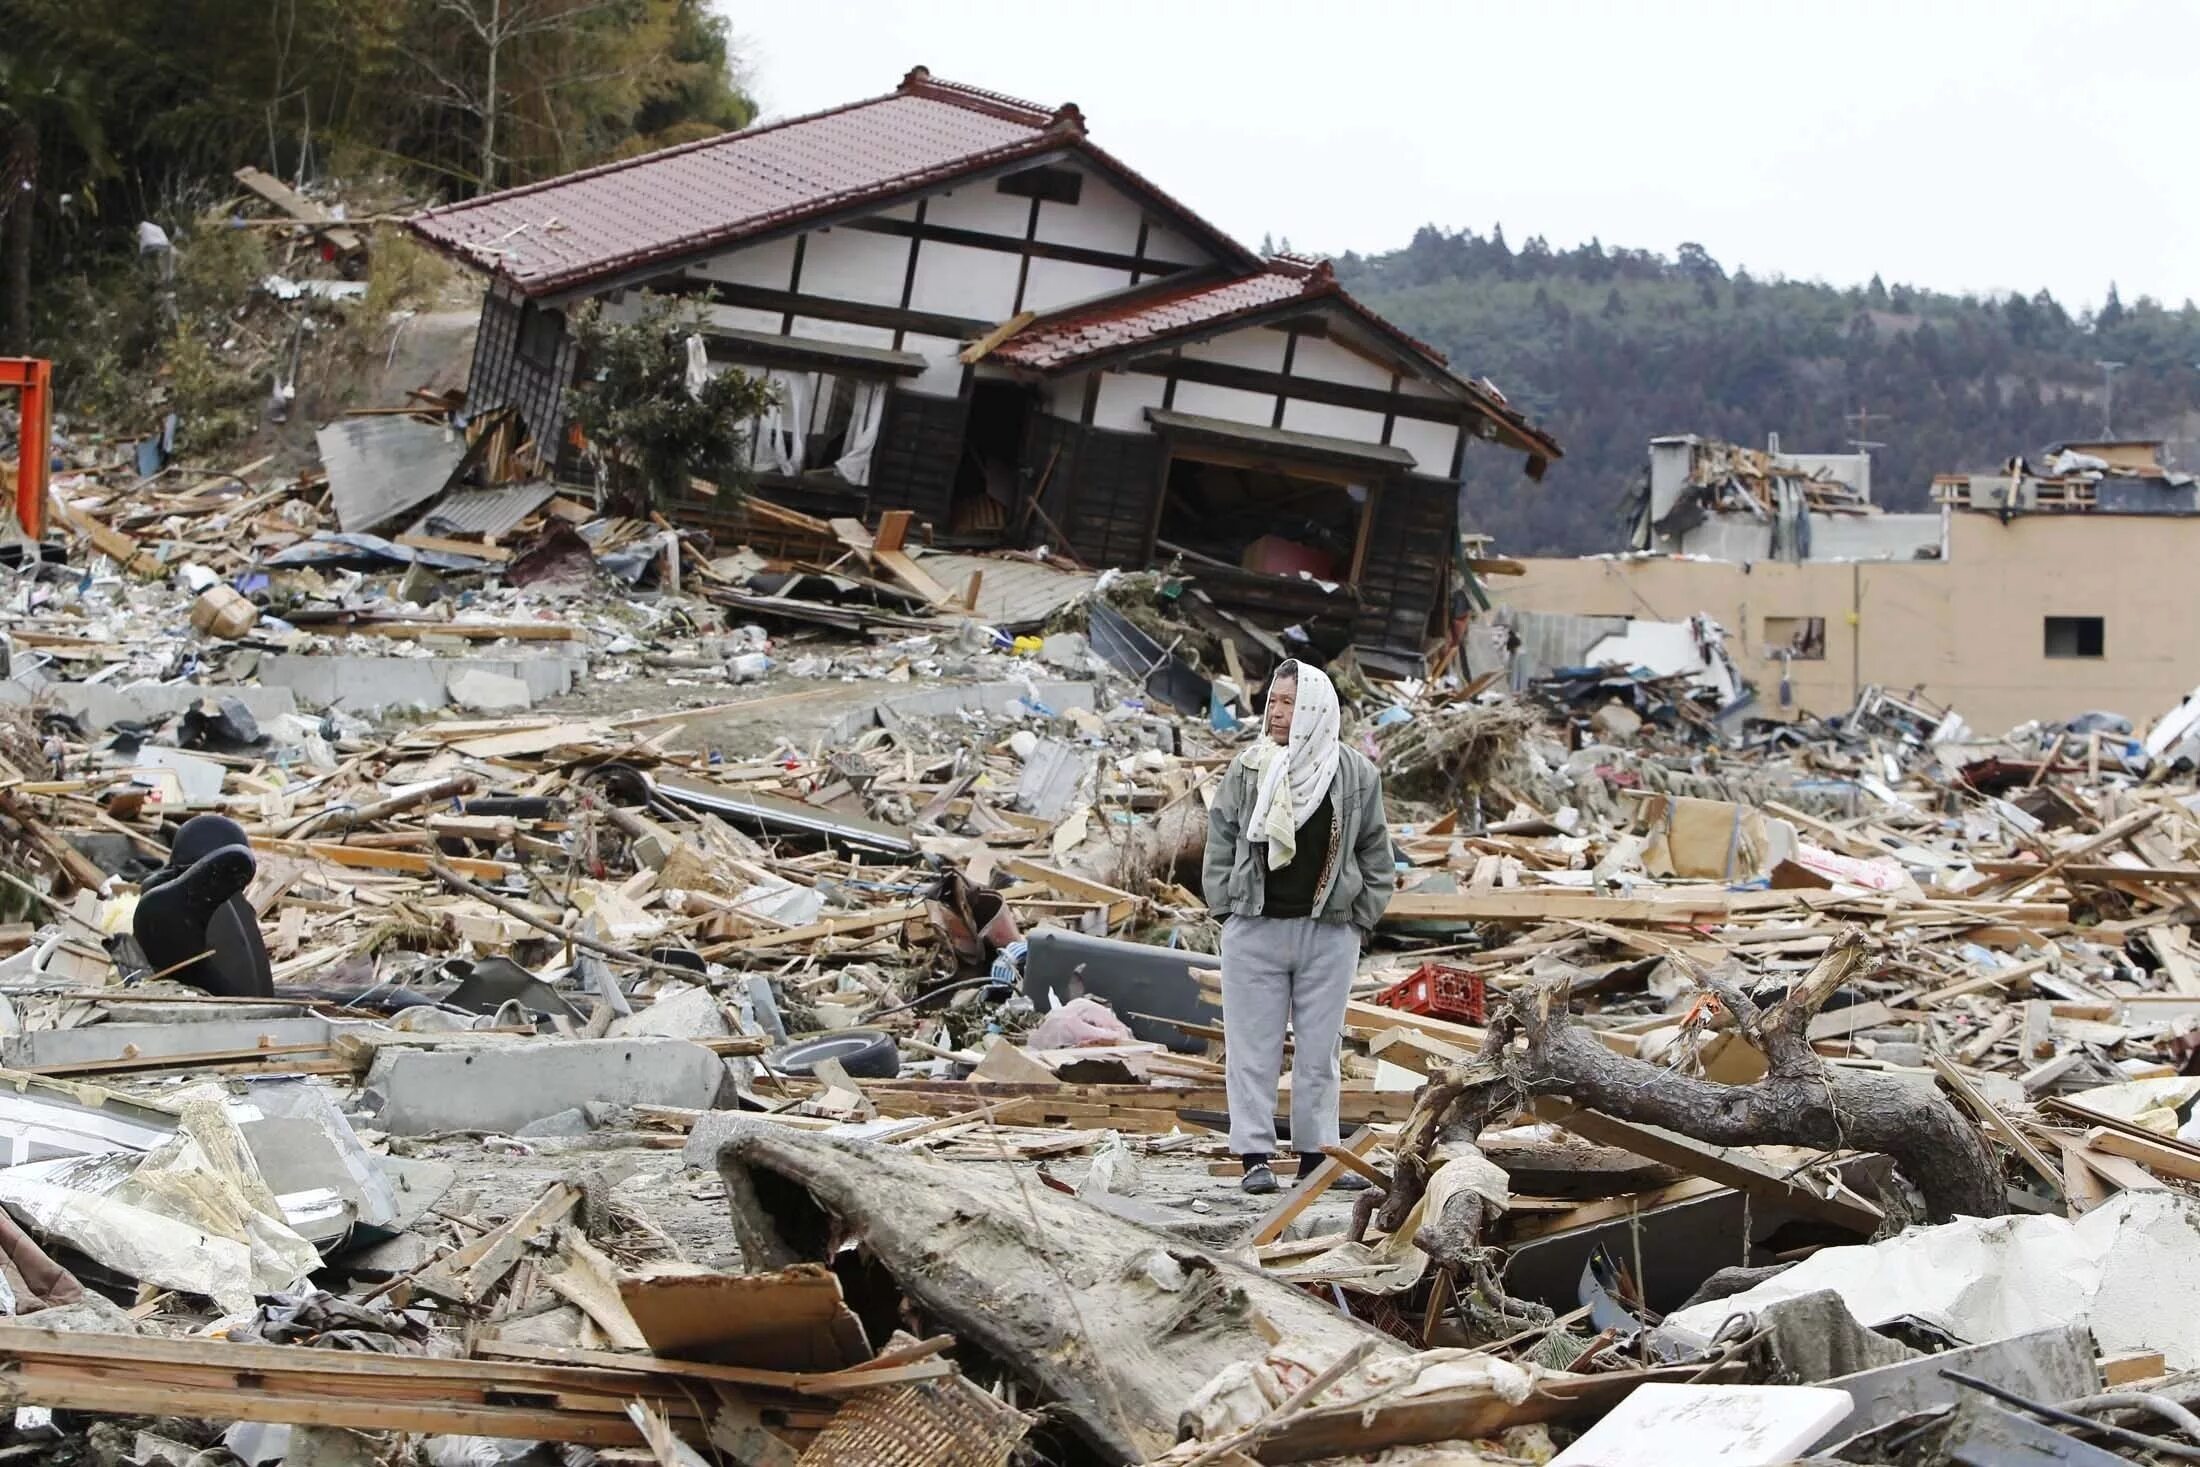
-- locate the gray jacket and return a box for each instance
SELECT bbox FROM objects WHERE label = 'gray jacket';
[1202,746,1395,932]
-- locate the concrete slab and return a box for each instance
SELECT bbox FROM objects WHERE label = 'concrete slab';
[0,681,300,731]
[447,667,534,714]
[257,653,584,713]
[1,1017,374,1070]
[829,679,1098,743]
[612,984,729,1041]
[362,1037,724,1135]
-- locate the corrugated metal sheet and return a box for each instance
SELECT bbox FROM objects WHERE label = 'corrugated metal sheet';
[316,417,466,533]
[919,553,1093,629]
[405,481,560,539]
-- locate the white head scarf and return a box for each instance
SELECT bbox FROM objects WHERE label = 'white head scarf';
[1243,660,1341,870]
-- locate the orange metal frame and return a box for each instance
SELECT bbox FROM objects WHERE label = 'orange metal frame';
[1,357,50,539]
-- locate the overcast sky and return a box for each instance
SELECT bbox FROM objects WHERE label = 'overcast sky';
[728,1,2188,313]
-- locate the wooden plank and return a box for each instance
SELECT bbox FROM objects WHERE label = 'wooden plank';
[2083,1127,2200,1183]
[723,904,920,953]
[396,534,513,563]
[1927,1056,2065,1197]
[1506,1177,1730,1241]
[998,858,1139,926]
[250,836,509,881]
[414,1181,580,1305]
[2021,1000,2057,1061]
[872,547,956,606]
[1249,1127,1378,1246]
[2102,1350,2168,1387]
[1381,887,1743,925]
[1365,1027,1473,1077]
[1976,861,2200,886]
[233,166,363,252]
[1342,1000,1487,1051]
[1530,1098,1883,1234]
[311,620,578,642]
[959,310,1036,364]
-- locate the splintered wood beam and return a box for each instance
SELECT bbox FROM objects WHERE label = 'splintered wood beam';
[0,1322,720,1445]
[414,1181,580,1304]
[1249,1127,1378,1246]
[1530,1098,1883,1234]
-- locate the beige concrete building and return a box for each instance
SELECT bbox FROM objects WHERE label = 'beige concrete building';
[1502,448,2200,735]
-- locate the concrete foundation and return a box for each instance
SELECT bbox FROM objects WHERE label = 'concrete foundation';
[361,1037,724,1134]
[256,653,585,713]
[0,680,300,731]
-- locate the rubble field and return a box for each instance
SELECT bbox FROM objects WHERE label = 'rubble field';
[15,345,2200,1464]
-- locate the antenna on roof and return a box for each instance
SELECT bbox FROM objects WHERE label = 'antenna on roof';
[2095,360,2125,438]
[1844,403,1887,456]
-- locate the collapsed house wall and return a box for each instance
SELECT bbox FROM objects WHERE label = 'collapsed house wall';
[1503,511,2200,734]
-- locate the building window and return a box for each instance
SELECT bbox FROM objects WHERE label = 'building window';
[516,302,565,369]
[1765,615,1825,660]
[996,165,1083,206]
[2045,616,2105,659]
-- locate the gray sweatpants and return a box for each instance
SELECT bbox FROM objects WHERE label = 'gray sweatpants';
[1220,913,1358,1157]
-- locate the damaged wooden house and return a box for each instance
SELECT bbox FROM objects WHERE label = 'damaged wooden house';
[409,66,1559,663]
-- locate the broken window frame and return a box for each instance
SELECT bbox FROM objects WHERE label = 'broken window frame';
[1764,615,1827,661]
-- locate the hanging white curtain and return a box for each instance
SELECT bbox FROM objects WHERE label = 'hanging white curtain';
[746,370,809,475]
[773,371,810,475]
[834,380,889,486]
[683,334,710,398]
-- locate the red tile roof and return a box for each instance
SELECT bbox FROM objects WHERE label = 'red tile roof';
[992,259,1560,464]
[410,70,1073,296]
[990,265,1323,370]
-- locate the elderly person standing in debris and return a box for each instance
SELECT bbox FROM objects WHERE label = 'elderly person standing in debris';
[1203,660,1396,1194]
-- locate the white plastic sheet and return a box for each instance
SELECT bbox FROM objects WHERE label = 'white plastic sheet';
[1664,1189,2200,1367]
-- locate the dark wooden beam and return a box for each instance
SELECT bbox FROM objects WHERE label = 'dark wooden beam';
[653,276,988,343]
[844,215,1188,279]
[1129,354,1468,427]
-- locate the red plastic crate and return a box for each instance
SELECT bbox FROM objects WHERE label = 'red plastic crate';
[1373,962,1487,1025]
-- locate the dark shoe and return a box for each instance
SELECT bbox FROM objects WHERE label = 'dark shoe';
[1301,1153,1374,1191]
[1240,1163,1279,1195]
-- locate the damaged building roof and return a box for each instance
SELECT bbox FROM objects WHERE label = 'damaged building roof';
[408,67,1256,298]
[993,257,1563,465]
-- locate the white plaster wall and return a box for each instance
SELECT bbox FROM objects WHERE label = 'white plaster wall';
[785,317,897,349]
[1038,166,1142,252]
[1022,257,1132,314]
[900,333,966,397]
[1183,329,1288,373]
[1280,398,1386,445]
[1390,417,1460,474]
[796,228,913,307]
[1143,220,1214,267]
[925,183,1034,238]
[1038,376,1083,421]
[699,303,783,334]
[693,234,799,289]
[1094,373,1169,432]
[908,241,1021,322]
[1289,335,1395,390]
[1171,381,1277,426]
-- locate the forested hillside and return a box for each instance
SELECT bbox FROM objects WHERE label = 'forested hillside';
[3,0,752,357]
[1335,228,2200,554]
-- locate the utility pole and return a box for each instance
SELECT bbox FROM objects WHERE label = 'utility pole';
[2095,360,2125,438]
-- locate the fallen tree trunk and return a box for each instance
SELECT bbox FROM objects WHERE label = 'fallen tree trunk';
[688,1116,1403,1463]
[1386,931,2005,1230]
